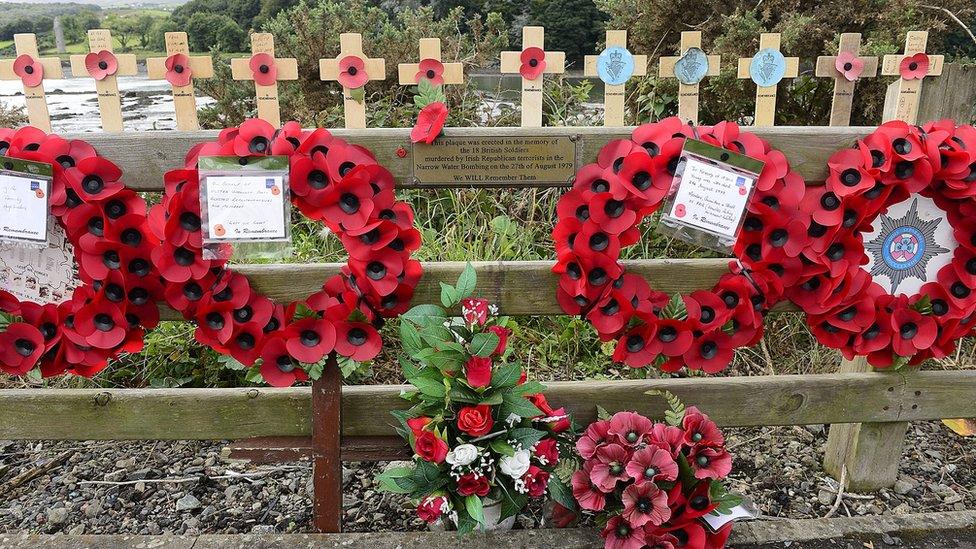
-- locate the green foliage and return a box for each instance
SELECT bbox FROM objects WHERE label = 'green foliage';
[645,389,686,426]
[660,294,688,321]
[529,0,605,64]
[187,12,247,52]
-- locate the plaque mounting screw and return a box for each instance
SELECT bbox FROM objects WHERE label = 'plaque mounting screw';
[396,147,407,158]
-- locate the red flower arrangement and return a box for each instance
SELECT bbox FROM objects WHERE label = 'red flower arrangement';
[84,50,119,81]
[148,118,422,386]
[0,126,160,378]
[552,117,807,374]
[789,119,976,368]
[377,265,577,533]
[568,398,739,549]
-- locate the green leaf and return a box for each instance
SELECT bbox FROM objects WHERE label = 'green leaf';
[244,367,264,384]
[292,303,318,320]
[479,390,504,405]
[513,381,545,395]
[337,356,361,378]
[508,427,546,449]
[548,476,578,512]
[449,383,482,404]
[499,489,528,522]
[661,293,687,321]
[465,495,484,525]
[400,321,423,356]
[646,389,686,427]
[403,304,448,327]
[596,405,611,421]
[499,392,542,421]
[376,466,414,494]
[709,481,743,514]
[490,363,522,388]
[892,354,911,371]
[911,295,932,315]
[554,456,580,485]
[470,332,499,357]
[456,511,478,535]
[440,282,461,308]
[349,86,365,104]
[455,263,477,299]
[490,438,516,457]
[218,355,247,371]
[411,375,447,398]
[306,357,327,380]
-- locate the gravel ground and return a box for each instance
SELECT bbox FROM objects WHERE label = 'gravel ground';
[0,420,972,536]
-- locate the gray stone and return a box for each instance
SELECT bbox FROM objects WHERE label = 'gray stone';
[893,479,914,495]
[175,494,201,512]
[46,507,68,525]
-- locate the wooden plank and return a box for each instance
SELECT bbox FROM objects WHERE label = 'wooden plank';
[155,259,802,321]
[1,371,974,442]
[312,358,342,532]
[823,357,910,491]
[916,63,976,125]
[67,125,870,191]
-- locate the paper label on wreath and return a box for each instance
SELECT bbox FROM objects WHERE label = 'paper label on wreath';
[202,174,288,240]
[0,157,54,247]
[863,196,956,296]
[703,501,760,532]
[658,140,764,252]
[0,217,77,304]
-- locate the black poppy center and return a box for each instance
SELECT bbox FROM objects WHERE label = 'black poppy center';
[589,232,609,251]
[908,62,918,71]
[249,136,270,154]
[206,312,224,330]
[180,212,201,231]
[82,175,104,195]
[951,282,971,298]
[94,313,115,332]
[632,171,651,191]
[40,322,57,341]
[338,161,356,177]
[843,62,853,71]
[575,205,590,221]
[808,221,828,238]
[658,326,677,343]
[826,243,845,261]
[106,199,127,219]
[426,69,436,79]
[604,199,625,218]
[88,217,104,237]
[642,142,659,156]
[588,267,607,286]
[236,332,255,350]
[347,327,367,346]
[174,247,195,266]
[567,262,582,280]
[626,334,644,352]
[277,356,295,372]
[743,217,763,232]
[894,160,915,180]
[183,282,203,301]
[700,306,715,324]
[820,192,840,210]
[102,250,121,270]
[600,299,620,315]
[301,330,321,347]
[259,64,270,74]
[346,66,358,76]
[234,305,253,323]
[932,299,949,316]
[770,228,788,247]
[899,322,917,339]
[700,340,717,359]
[528,58,538,67]
[174,64,185,74]
[722,291,739,308]
[367,261,386,280]
[121,228,142,247]
[14,338,35,357]
[690,495,710,510]
[105,284,125,302]
[340,193,360,214]
[308,170,327,189]
[840,168,861,186]
[98,60,108,70]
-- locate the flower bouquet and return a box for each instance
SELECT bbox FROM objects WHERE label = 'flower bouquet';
[569,394,740,549]
[377,264,577,533]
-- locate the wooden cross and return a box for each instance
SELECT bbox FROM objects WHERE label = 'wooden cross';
[736,33,799,127]
[880,31,945,124]
[146,32,214,131]
[658,31,720,125]
[500,26,566,127]
[319,33,386,129]
[231,33,298,127]
[0,34,63,132]
[68,29,137,132]
[815,33,879,126]
[583,30,647,127]
[398,38,463,87]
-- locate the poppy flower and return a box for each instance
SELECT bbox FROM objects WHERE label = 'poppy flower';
[899,53,930,80]
[0,323,45,375]
[334,321,381,361]
[13,54,43,87]
[587,292,635,338]
[67,156,125,201]
[682,406,725,447]
[800,185,845,227]
[631,117,691,157]
[226,322,266,366]
[617,152,667,209]
[519,47,546,80]
[259,335,310,387]
[642,533,679,549]
[85,50,119,81]
[249,52,278,86]
[612,324,659,367]
[411,101,448,145]
[889,306,937,356]
[415,58,444,85]
[350,249,405,296]
[834,51,865,81]
[571,466,607,511]
[338,55,368,88]
[601,516,645,549]
[233,118,279,157]
[72,299,128,350]
[682,330,734,373]
[827,148,877,197]
[621,481,670,528]
[608,411,653,446]
[576,420,610,459]
[165,53,193,87]
[282,317,336,364]
[688,445,732,479]
[590,443,632,492]
[321,166,376,230]
[151,242,211,283]
[624,446,678,483]
[290,154,332,208]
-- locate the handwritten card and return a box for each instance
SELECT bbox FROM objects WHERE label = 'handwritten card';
[0,217,78,304]
[666,157,754,238]
[703,501,760,531]
[0,171,50,245]
[201,174,288,242]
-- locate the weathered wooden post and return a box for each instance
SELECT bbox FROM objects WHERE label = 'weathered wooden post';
[658,31,720,125]
[736,33,798,127]
[583,30,647,127]
[319,33,386,129]
[815,33,878,126]
[0,34,63,132]
[231,33,298,127]
[146,32,214,131]
[499,26,566,127]
[68,30,138,132]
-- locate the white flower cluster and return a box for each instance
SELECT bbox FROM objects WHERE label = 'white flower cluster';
[446,444,478,468]
[448,448,495,481]
[499,449,530,479]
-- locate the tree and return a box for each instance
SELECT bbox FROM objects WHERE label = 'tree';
[132,14,164,49]
[60,10,101,44]
[186,12,246,52]
[148,18,182,52]
[105,14,138,52]
[529,0,605,64]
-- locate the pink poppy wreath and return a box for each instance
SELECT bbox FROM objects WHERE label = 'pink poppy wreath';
[0,126,161,378]
[551,117,807,373]
[148,119,423,386]
[790,119,976,369]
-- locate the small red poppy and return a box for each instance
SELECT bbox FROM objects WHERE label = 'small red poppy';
[249,52,278,86]
[13,54,43,87]
[411,102,448,145]
[338,55,368,89]
[283,318,337,364]
[85,50,119,81]
[164,53,193,87]
[415,58,444,85]
[0,323,45,375]
[899,53,930,80]
[834,51,865,82]
[259,335,310,387]
[519,47,546,80]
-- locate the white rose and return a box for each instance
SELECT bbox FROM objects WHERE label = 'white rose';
[499,449,531,479]
[446,444,479,467]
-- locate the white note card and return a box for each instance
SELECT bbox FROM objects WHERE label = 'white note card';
[0,217,77,304]
[703,502,759,531]
[202,175,287,241]
[0,172,49,244]
[666,157,753,238]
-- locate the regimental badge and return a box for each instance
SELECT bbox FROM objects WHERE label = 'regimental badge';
[864,197,952,294]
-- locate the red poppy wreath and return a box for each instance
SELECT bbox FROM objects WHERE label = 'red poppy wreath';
[148,119,422,386]
[0,126,161,378]
[790,119,976,369]
[551,117,807,373]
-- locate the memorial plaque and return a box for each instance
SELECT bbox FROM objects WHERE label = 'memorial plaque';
[412,134,579,186]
